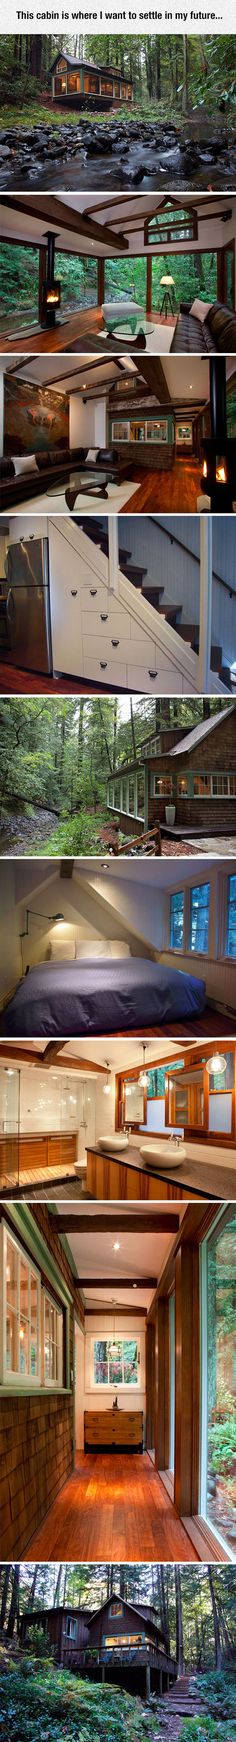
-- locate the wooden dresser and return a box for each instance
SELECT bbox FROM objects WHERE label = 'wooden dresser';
[84,1409,143,1451]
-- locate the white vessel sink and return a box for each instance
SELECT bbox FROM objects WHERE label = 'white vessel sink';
[98,1134,129,1153]
[140,1141,187,1169]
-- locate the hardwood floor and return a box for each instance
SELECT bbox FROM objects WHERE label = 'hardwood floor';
[0,663,124,696]
[25,1451,199,1563]
[0,307,175,355]
[121,459,202,513]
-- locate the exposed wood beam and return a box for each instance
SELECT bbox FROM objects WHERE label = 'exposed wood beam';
[133,355,172,402]
[0,1041,107,1074]
[85,1306,147,1318]
[50,1213,180,1233]
[31,357,124,389]
[0,195,129,253]
[43,1041,67,1065]
[75,1276,158,1288]
[60,859,74,878]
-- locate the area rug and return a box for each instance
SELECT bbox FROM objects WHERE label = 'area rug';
[16,480,140,514]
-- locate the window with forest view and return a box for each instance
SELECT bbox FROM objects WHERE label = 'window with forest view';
[104,258,146,305]
[55,251,98,312]
[0,242,39,332]
[152,251,218,311]
[93,1337,139,1386]
[201,1207,236,1554]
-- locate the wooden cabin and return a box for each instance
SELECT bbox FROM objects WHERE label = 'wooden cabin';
[20,1596,177,1697]
[51,55,133,110]
[107,703,236,838]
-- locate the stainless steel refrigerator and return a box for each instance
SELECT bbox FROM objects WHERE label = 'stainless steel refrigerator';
[4,536,53,674]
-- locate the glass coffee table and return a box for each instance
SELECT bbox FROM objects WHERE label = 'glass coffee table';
[112,318,155,342]
[50,470,110,510]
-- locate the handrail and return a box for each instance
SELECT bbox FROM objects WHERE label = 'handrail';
[117,822,162,855]
[150,518,236,601]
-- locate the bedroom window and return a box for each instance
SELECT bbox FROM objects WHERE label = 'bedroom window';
[226,874,236,957]
[189,882,210,953]
[1,1223,40,1386]
[43,1290,63,1387]
[66,1617,77,1639]
[93,1337,139,1387]
[170,890,184,949]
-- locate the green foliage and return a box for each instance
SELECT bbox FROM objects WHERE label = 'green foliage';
[193,1669,236,1717]
[23,1624,53,1658]
[180,1722,236,1741]
[0,33,236,120]
[208,1412,236,1474]
[0,1659,159,1742]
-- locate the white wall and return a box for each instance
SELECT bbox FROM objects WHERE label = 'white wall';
[74,1311,146,1450]
[0,863,22,1001]
[69,395,106,451]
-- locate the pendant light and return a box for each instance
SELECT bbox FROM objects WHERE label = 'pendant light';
[139,1043,147,1087]
[103,1060,111,1094]
[205,1052,227,1076]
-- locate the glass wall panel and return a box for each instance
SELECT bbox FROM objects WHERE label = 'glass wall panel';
[169,1291,175,1474]
[56,250,98,312]
[201,1207,236,1554]
[105,257,146,305]
[0,242,39,334]
[151,251,217,312]
[0,1067,20,1190]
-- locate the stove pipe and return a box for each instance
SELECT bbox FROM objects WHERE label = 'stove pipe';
[209,357,227,446]
[44,230,56,281]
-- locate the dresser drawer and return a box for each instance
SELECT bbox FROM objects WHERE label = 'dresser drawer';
[82,608,128,638]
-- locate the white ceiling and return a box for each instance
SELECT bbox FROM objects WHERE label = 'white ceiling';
[5,355,129,394]
[56,1208,180,1306]
[1,193,234,257]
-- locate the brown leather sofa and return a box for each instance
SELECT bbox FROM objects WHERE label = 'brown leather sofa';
[171,300,236,353]
[0,445,132,510]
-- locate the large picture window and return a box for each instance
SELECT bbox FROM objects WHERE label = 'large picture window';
[55,250,98,312]
[226,874,236,957]
[93,1337,139,1387]
[201,1206,236,1555]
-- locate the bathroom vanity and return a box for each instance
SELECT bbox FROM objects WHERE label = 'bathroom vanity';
[85,1139,236,1200]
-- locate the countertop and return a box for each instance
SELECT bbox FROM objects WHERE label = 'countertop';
[86,1140,236,1199]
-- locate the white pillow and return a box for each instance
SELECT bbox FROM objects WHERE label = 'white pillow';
[109,941,131,958]
[190,299,212,323]
[49,939,75,961]
[86,448,99,462]
[76,939,110,959]
[12,454,38,476]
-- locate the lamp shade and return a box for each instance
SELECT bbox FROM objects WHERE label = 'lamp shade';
[205,1053,227,1076]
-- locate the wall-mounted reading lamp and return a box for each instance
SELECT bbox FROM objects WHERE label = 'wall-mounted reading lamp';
[20,909,64,939]
[19,909,65,974]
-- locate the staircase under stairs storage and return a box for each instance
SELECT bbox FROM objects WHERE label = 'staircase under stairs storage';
[76,517,231,690]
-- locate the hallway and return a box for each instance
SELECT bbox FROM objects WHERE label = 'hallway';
[26,1452,198,1564]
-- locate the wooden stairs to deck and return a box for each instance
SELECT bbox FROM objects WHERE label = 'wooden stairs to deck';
[75,518,231,687]
[163,1674,207,1717]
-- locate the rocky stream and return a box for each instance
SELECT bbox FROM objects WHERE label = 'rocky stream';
[0,115,236,192]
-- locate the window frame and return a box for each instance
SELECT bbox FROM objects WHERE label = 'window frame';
[43,1286,63,1390]
[92,1333,140,1391]
[0,1209,72,1395]
[189,881,210,956]
[200,1204,236,1562]
[226,873,236,959]
[1,1220,41,1388]
[170,889,184,951]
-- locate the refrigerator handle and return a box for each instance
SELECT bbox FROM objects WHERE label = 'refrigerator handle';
[6,587,15,625]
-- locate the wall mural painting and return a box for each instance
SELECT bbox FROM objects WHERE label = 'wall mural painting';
[4,375,69,454]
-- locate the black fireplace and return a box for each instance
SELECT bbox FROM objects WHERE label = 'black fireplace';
[41,230,61,327]
[201,357,236,511]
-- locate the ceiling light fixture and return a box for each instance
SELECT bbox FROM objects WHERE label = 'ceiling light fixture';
[103,1060,111,1094]
[113,1241,120,1251]
[205,1052,227,1076]
[139,1043,148,1088]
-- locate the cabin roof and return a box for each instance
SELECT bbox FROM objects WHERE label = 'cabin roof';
[88,1595,163,1637]
[22,1598,162,1637]
[50,54,132,79]
[169,702,236,758]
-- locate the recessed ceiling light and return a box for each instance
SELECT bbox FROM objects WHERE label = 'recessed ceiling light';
[113,1241,120,1251]
[189,384,193,389]
[82,383,87,389]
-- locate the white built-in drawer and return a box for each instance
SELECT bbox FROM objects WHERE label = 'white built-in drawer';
[83,656,126,688]
[83,634,129,662]
[80,583,106,611]
[82,609,128,638]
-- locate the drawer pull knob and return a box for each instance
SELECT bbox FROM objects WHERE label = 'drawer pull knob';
[100,661,107,669]
[71,590,77,597]
[90,587,97,596]
[149,669,157,678]
[101,613,108,622]
[112,639,119,647]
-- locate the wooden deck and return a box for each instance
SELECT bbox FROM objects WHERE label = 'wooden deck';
[25,1451,199,1564]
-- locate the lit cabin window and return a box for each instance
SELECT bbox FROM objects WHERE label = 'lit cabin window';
[2,1224,40,1386]
[43,1291,63,1387]
[109,1601,123,1616]
[154,776,172,797]
[93,1337,139,1386]
[170,890,184,950]
[189,883,210,954]
[226,874,236,957]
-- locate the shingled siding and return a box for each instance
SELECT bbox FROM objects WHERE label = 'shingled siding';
[147,709,236,827]
[0,1206,84,1559]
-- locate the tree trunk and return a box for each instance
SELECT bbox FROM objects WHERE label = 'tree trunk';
[6,1567,20,1639]
[208,1567,222,1669]
[182,37,189,113]
[0,1567,11,1630]
[175,1567,184,1674]
[27,1566,39,1609]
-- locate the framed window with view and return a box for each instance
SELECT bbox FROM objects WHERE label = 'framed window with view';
[93,1336,139,1388]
